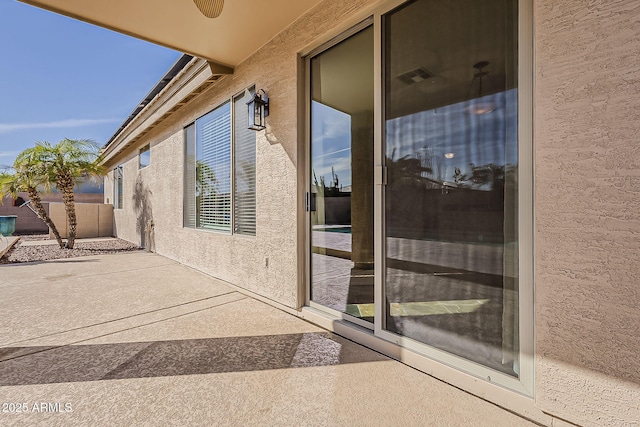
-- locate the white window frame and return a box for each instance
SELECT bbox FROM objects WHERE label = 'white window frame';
[233,88,257,236]
[139,144,150,169]
[196,101,232,232]
[113,165,123,210]
[183,86,257,236]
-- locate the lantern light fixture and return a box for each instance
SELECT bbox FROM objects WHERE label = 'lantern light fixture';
[247,89,270,131]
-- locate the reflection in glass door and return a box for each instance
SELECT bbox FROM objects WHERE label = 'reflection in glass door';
[383,0,520,376]
[309,26,375,324]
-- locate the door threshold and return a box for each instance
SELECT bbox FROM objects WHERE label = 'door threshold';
[298,305,547,425]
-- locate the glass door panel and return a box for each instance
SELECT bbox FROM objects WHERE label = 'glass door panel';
[309,26,375,323]
[383,0,520,376]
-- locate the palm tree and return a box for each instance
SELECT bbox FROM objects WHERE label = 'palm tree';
[34,139,105,249]
[0,152,65,248]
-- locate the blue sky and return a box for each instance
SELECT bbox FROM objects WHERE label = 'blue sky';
[311,101,352,188]
[0,0,181,169]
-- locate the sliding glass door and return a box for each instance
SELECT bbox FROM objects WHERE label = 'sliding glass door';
[383,0,519,377]
[309,25,375,325]
[307,0,526,386]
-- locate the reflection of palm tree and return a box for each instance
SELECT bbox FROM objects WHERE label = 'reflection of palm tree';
[387,148,433,188]
[196,160,218,197]
[313,170,326,196]
[454,163,509,190]
[312,170,325,226]
[312,168,342,197]
[469,163,504,188]
[196,161,218,228]
[453,168,468,187]
[235,160,255,190]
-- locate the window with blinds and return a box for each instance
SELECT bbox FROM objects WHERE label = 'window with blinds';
[183,124,196,228]
[114,165,123,209]
[196,102,232,232]
[234,89,256,235]
[183,87,257,235]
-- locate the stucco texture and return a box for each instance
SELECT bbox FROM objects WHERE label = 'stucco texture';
[103,0,377,309]
[534,1,640,425]
[100,0,640,425]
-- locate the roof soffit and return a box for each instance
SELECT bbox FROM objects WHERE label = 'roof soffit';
[19,0,324,66]
[101,58,215,166]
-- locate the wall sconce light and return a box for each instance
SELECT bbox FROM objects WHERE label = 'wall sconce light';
[247,89,270,131]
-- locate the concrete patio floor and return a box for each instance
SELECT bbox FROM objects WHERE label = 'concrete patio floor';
[0,252,537,426]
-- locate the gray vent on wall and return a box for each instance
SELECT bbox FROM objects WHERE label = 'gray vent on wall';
[397,67,435,84]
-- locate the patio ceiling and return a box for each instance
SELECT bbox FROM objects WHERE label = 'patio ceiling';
[19,0,324,67]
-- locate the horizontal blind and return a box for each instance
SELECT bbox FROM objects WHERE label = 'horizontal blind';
[196,102,231,232]
[183,124,196,228]
[234,89,257,235]
[114,166,123,209]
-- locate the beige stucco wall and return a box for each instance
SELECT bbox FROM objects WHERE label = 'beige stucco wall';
[101,0,640,425]
[103,0,376,309]
[534,1,640,425]
[48,203,113,239]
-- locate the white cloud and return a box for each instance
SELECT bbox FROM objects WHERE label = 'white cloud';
[312,101,351,142]
[0,118,119,134]
[0,151,19,158]
[315,147,351,159]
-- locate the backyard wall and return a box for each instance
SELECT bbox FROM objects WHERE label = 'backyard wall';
[48,203,114,239]
[0,196,49,234]
[0,192,106,235]
[40,193,103,204]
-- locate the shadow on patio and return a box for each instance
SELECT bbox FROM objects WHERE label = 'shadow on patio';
[0,332,386,386]
[0,252,536,426]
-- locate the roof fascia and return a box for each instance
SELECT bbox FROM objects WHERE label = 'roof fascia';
[102,57,224,166]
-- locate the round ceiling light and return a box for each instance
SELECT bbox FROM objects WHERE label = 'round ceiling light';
[192,0,224,18]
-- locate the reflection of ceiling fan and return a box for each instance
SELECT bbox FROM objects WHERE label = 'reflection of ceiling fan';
[192,0,224,18]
